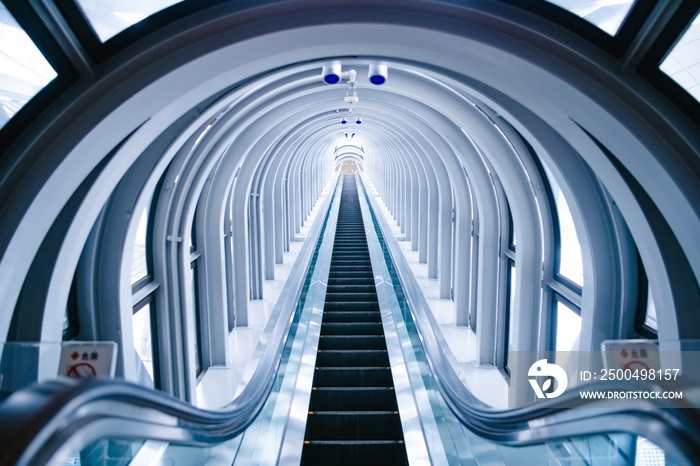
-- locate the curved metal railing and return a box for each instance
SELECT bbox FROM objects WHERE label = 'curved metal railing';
[0,176,341,466]
[358,174,700,466]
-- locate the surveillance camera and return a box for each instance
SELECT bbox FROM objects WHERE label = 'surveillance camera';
[322,63,342,84]
[368,64,388,85]
[344,95,359,104]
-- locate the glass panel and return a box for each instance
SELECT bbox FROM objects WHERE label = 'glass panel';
[545,0,636,35]
[555,185,584,286]
[131,205,149,284]
[189,261,202,376]
[556,300,582,352]
[191,205,198,252]
[79,438,144,466]
[503,263,516,370]
[543,164,584,286]
[132,302,154,383]
[0,4,57,131]
[660,13,700,103]
[508,203,516,247]
[507,263,517,352]
[644,284,658,331]
[75,0,185,42]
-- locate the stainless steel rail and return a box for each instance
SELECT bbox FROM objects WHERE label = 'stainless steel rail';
[357,174,700,466]
[0,174,341,466]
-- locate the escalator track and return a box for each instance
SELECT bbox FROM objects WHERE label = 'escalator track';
[301,175,408,465]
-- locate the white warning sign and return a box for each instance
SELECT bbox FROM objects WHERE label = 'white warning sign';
[58,342,117,379]
[601,339,660,371]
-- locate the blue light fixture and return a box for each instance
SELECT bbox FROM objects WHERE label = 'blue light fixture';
[368,64,388,85]
[322,63,342,84]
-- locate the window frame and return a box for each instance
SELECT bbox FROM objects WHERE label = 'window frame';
[129,187,161,386]
[132,293,160,388]
[0,1,76,149]
[534,158,585,350]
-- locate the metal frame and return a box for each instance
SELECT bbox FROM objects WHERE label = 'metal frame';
[0,3,697,458]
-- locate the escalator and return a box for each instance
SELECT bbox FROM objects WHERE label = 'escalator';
[302,176,407,465]
[0,174,699,466]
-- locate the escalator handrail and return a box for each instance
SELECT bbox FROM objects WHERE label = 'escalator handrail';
[0,175,341,466]
[358,175,700,466]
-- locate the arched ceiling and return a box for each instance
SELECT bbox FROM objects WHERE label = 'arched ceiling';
[0,1,698,337]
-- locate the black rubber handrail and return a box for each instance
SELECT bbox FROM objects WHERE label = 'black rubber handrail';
[0,176,341,466]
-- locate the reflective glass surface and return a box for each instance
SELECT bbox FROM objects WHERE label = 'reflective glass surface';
[542,164,584,286]
[554,188,583,285]
[0,4,57,131]
[79,439,143,466]
[545,0,636,35]
[644,285,658,331]
[507,264,517,354]
[131,205,149,284]
[556,300,582,353]
[132,302,154,382]
[660,13,700,103]
[75,0,185,42]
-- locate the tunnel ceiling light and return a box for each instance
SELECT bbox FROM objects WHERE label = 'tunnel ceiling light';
[341,118,347,124]
[355,117,362,124]
[368,64,388,85]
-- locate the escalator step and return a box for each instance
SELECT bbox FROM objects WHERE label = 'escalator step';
[327,278,375,286]
[301,441,408,466]
[330,265,373,272]
[305,411,403,440]
[318,335,386,350]
[329,271,376,279]
[325,284,376,294]
[325,292,378,302]
[323,301,380,312]
[320,322,383,336]
[322,311,381,323]
[313,367,393,387]
[315,349,389,367]
[330,259,372,265]
[308,387,398,411]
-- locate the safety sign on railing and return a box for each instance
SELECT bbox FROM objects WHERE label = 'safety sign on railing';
[58,342,118,379]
